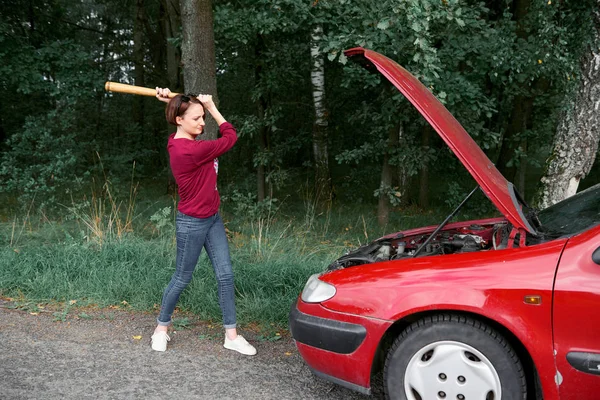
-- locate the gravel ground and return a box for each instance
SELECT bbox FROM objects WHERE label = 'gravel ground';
[0,301,378,400]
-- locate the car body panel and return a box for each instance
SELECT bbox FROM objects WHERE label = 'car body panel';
[553,223,600,399]
[344,47,535,234]
[318,239,567,398]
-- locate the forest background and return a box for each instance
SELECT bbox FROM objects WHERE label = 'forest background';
[0,0,599,329]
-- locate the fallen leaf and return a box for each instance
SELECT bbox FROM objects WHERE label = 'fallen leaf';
[29,312,39,316]
[69,300,77,305]
[132,335,142,340]
[284,352,292,356]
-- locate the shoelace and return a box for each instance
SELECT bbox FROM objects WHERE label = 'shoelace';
[153,332,170,341]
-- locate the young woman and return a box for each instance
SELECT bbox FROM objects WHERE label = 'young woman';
[151,88,256,355]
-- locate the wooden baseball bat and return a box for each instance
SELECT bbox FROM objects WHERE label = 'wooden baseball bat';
[104,81,180,98]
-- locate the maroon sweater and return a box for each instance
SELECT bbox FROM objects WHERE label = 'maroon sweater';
[167,122,238,218]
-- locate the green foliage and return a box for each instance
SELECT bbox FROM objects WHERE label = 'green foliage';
[0,113,83,208]
[149,206,174,234]
[0,0,598,214]
[374,184,403,207]
[0,0,170,210]
[223,190,280,221]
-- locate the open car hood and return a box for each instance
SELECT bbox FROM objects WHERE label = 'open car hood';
[344,47,535,234]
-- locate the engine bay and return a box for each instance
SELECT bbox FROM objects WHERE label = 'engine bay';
[328,222,508,270]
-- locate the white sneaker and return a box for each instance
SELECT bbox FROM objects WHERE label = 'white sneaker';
[151,331,170,352]
[223,335,257,356]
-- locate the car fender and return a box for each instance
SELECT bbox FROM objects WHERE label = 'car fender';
[321,238,568,398]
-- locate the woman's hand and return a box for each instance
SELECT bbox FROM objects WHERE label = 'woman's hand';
[197,94,216,111]
[156,87,172,103]
[197,94,226,126]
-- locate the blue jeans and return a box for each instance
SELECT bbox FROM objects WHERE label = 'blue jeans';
[157,212,237,328]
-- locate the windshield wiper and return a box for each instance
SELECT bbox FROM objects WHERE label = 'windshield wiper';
[413,186,480,258]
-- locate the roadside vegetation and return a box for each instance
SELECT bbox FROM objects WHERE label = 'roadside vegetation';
[0,177,457,329]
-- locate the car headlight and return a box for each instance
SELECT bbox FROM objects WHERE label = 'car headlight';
[301,273,336,303]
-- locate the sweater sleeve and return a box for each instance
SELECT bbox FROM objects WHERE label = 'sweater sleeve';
[191,122,238,165]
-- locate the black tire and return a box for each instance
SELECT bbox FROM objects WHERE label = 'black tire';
[384,314,527,400]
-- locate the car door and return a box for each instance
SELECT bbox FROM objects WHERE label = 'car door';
[552,224,600,399]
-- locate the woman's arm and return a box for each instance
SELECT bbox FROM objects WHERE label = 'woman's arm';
[197,95,226,126]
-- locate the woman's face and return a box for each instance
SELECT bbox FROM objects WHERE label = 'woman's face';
[176,103,205,136]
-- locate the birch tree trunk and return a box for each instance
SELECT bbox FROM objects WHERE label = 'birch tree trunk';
[535,9,600,209]
[180,0,218,140]
[310,24,332,205]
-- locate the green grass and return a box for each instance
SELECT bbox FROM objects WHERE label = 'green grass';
[0,183,457,329]
[0,229,338,327]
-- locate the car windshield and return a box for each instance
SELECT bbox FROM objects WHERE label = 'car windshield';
[535,183,600,237]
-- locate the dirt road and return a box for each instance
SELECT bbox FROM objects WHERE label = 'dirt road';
[0,303,375,400]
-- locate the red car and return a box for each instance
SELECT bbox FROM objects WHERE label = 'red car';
[289,48,600,400]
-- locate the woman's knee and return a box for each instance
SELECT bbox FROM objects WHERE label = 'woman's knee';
[172,272,194,288]
[216,271,234,285]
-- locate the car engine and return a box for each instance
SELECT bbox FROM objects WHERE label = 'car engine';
[328,223,504,271]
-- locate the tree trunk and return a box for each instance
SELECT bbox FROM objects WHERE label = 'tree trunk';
[180,0,218,140]
[516,138,527,196]
[0,100,5,145]
[535,10,600,209]
[496,0,533,182]
[495,95,534,182]
[254,34,269,202]
[396,128,409,204]
[418,125,431,208]
[164,0,182,91]
[133,0,145,127]
[256,97,268,202]
[377,123,401,227]
[310,24,332,206]
[161,0,182,195]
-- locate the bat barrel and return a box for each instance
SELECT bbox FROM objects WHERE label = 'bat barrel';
[104,82,179,98]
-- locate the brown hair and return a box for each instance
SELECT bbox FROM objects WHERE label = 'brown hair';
[165,94,203,126]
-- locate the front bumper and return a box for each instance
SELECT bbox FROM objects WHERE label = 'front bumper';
[289,298,392,393]
[289,301,367,354]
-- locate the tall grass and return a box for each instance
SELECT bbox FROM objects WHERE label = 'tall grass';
[0,229,339,326]
[0,180,446,328]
